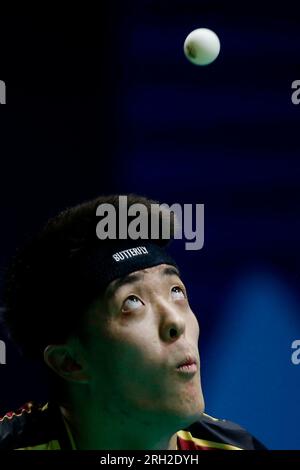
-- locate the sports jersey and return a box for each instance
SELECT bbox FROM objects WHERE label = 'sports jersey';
[0,401,266,450]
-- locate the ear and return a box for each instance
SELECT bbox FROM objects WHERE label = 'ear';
[43,342,90,384]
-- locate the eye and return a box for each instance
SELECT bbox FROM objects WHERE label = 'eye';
[122,295,143,312]
[171,286,186,300]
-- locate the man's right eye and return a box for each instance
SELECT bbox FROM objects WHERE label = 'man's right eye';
[122,295,143,312]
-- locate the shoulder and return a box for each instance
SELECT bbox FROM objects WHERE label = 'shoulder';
[0,401,65,450]
[180,412,267,450]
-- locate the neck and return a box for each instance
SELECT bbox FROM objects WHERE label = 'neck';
[60,395,180,450]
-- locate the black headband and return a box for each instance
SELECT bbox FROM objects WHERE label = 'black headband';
[75,241,178,293]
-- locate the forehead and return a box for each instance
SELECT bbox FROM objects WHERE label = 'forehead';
[105,264,181,298]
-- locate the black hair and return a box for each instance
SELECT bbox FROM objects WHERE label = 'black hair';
[3,194,174,359]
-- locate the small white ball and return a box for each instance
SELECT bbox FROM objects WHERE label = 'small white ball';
[184,28,220,66]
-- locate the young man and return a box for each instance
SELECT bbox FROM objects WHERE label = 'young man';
[0,195,265,450]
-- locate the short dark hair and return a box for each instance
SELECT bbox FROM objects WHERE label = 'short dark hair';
[3,194,174,359]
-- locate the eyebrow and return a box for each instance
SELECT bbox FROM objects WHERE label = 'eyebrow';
[106,265,181,299]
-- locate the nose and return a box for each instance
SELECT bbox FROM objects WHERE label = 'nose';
[157,299,186,343]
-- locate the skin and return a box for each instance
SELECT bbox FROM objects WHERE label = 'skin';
[44,263,205,450]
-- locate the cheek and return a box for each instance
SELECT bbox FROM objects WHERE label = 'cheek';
[86,321,158,376]
[188,311,200,341]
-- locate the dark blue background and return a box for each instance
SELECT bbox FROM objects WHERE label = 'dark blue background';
[0,2,299,449]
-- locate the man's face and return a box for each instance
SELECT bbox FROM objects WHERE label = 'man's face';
[82,263,204,426]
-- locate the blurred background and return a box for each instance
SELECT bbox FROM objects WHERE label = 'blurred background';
[0,1,300,449]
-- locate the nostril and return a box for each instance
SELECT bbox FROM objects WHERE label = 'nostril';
[169,328,178,338]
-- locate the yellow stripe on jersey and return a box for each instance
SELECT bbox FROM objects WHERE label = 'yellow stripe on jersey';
[16,440,61,450]
[202,412,221,422]
[0,403,34,422]
[61,415,77,450]
[177,430,243,450]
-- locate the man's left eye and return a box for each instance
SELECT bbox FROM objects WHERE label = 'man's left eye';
[171,286,185,300]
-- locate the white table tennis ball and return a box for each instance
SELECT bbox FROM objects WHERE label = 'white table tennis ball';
[184,28,220,66]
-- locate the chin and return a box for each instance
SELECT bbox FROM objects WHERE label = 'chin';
[180,385,205,419]
[183,397,204,423]
[166,395,205,429]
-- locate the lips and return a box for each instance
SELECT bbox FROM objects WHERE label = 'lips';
[176,354,197,369]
